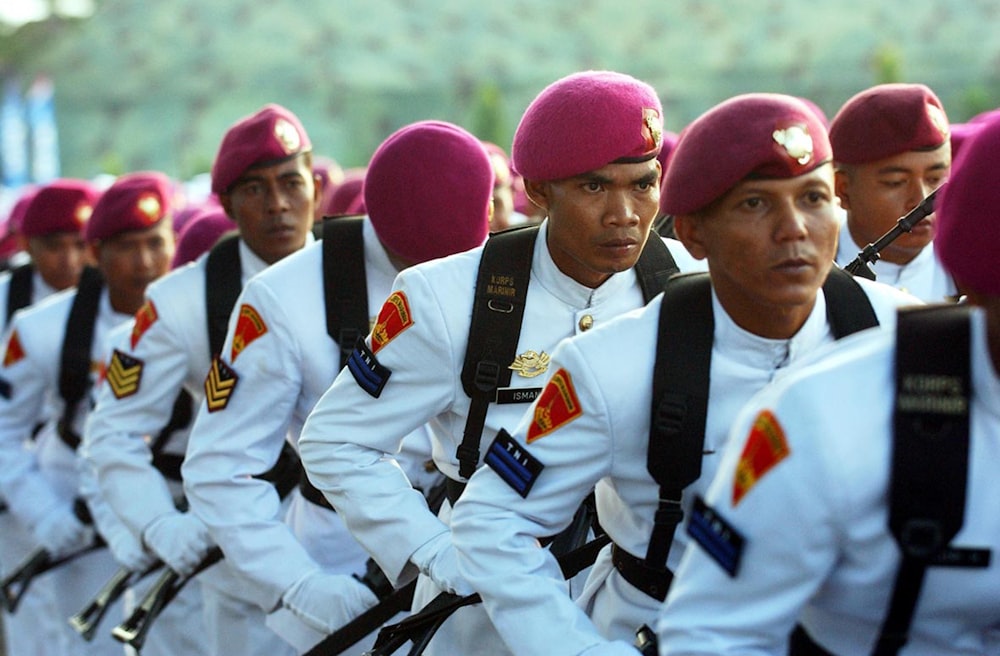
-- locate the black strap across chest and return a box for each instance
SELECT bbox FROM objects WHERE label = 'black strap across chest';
[6,264,35,328]
[56,266,104,450]
[321,216,369,369]
[204,234,243,358]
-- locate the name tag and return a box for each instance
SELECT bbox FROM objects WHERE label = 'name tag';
[495,387,541,404]
[931,547,992,568]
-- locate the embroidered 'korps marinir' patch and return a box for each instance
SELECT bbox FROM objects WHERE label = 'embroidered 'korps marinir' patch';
[107,349,144,399]
[204,356,239,412]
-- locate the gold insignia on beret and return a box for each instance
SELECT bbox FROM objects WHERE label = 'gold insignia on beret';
[74,201,93,225]
[509,350,550,378]
[135,192,163,224]
[204,356,239,412]
[642,108,663,152]
[926,103,949,138]
[772,125,813,165]
[274,118,301,154]
[107,349,143,399]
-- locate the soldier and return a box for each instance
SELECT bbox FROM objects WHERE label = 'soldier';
[658,111,1000,656]
[81,104,318,656]
[0,171,175,656]
[181,120,494,654]
[831,83,956,301]
[449,93,920,656]
[299,70,705,655]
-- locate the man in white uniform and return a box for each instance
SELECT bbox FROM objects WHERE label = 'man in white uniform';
[0,172,176,656]
[299,70,705,655]
[182,120,495,654]
[658,111,1000,656]
[450,93,920,656]
[832,83,957,301]
[82,104,318,656]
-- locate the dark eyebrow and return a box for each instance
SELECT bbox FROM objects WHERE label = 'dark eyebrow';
[633,171,659,185]
[575,172,613,185]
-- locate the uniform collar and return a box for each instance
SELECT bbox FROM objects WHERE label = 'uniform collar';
[237,231,315,283]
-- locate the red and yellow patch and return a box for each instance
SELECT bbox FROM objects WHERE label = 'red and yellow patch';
[3,330,25,367]
[733,410,791,506]
[131,300,158,349]
[526,368,582,443]
[230,304,268,362]
[371,291,413,354]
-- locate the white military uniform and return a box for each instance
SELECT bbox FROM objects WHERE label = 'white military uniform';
[836,220,958,301]
[83,238,301,656]
[183,222,437,653]
[299,221,705,656]
[0,265,69,656]
[450,278,917,656]
[0,283,135,656]
[659,307,1000,655]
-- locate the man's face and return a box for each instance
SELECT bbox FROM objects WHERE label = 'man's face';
[93,220,175,315]
[675,164,839,338]
[26,231,88,291]
[526,159,660,288]
[220,153,318,265]
[836,146,950,265]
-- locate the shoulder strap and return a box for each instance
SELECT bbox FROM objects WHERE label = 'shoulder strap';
[204,234,243,358]
[823,267,880,338]
[873,304,972,656]
[57,266,105,450]
[321,217,369,369]
[6,263,35,327]
[633,236,680,303]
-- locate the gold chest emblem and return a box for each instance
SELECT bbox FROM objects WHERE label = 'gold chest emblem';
[509,350,550,378]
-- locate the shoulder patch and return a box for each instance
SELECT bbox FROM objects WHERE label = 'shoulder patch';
[526,368,582,443]
[3,330,24,367]
[371,291,413,354]
[484,429,544,498]
[687,495,745,577]
[131,300,158,349]
[204,356,239,412]
[106,349,144,399]
[733,409,790,506]
[347,338,391,398]
[230,304,268,362]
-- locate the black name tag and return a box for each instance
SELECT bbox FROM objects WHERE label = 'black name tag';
[495,387,541,404]
[931,546,992,568]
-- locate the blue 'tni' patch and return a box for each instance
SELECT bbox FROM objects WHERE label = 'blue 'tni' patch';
[347,339,391,398]
[484,429,544,498]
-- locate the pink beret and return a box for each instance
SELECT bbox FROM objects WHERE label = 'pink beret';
[661,94,831,216]
[364,120,493,264]
[21,180,100,238]
[5,187,39,236]
[171,207,236,268]
[322,168,366,217]
[948,122,983,162]
[85,171,173,241]
[511,70,664,181]
[829,83,949,165]
[211,104,312,194]
[935,113,1000,296]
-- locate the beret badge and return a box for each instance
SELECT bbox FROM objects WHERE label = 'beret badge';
[772,124,813,165]
[134,192,163,224]
[274,117,302,154]
[642,108,664,152]
[74,200,93,226]
[926,103,949,139]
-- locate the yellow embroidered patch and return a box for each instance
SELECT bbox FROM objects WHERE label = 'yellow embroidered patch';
[204,356,239,412]
[106,349,143,399]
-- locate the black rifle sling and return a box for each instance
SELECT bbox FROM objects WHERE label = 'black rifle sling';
[823,267,880,337]
[6,263,35,327]
[873,305,972,656]
[321,216,369,368]
[57,266,104,450]
[457,230,680,483]
[204,234,242,358]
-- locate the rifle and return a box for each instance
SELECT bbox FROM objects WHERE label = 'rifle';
[843,186,942,281]
[68,560,162,640]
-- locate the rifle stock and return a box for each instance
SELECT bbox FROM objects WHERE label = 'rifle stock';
[69,561,162,640]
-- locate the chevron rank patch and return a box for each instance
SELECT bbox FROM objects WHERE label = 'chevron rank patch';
[204,356,239,412]
[733,409,790,506]
[526,368,582,443]
[230,304,268,363]
[106,349,144,399]
[3,330,24,367]
[371,291,413,354]
[687,495,745,577]
[131,300,158,349]
[485,429,544,498]
[347,338,391,398]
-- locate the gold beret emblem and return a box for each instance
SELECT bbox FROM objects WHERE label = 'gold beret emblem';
[74,201,93,225]
[274,118,301,154]
[642,108,663,152]
[772,125,813,165]
[135,192,163,223]
[926,103,949,139]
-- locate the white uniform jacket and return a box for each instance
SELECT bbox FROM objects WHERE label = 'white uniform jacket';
[659,307,1000,655]
[182,221,433,613]
[449,278,919,656]
[836,221,958,302]
[0,265,57,328]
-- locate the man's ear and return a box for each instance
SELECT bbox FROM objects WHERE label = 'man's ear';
[834,168,852,212]
[523,179,550,214]
[672,214,708,261]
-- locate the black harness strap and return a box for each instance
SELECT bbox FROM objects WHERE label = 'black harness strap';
[56,267,104,450]
[6,264,35,327]
[321,216,369,369]
[204,235,242,358]
[873,304,972,656]
[823,267,880,337]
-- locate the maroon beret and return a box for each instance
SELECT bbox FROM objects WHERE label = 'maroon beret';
[935,113,1000,296]
[211,104,312,194]
[829,83,949,165]
[511,70,664,181]
[364,120,493,264]
[948,122,983,162]
[171,207,236,268]
[661,94,831,216]
[21,180,100,238]
[85,171,173,241]
[322,168,366,217]
[6,187,38,236]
